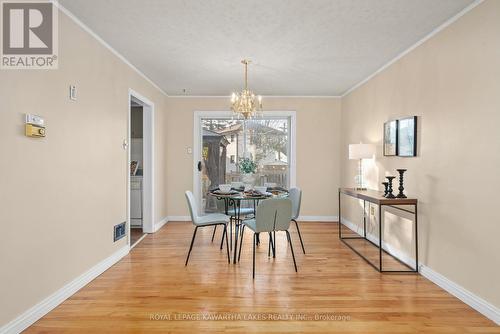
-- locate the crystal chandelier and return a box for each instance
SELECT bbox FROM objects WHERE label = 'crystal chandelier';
[230,59,263,119]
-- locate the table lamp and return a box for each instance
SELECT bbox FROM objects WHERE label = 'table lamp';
[349,143,376,190]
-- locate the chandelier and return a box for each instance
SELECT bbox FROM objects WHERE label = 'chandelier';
[230,59,263,119]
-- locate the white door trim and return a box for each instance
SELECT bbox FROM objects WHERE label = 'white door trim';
[128,89,155,241]
[192,110,297,211]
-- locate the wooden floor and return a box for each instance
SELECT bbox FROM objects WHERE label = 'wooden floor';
[130,227,145,247]
[27,222,499,333]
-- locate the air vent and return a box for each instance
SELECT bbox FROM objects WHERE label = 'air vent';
[114,222,126,242]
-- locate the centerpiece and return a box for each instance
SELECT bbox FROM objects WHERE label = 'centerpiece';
[239,157,257,185]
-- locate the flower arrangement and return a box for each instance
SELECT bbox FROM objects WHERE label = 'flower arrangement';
[239,157,257,174]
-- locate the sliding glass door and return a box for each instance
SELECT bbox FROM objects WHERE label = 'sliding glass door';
[197,116,292,213]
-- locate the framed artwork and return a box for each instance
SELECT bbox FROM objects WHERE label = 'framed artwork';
[383,120,398,156]
[397,116,417,157]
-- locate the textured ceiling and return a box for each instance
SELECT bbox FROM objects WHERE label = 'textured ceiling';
[59,0,475,96]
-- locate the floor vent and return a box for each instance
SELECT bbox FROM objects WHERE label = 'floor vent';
[114,222,126,242]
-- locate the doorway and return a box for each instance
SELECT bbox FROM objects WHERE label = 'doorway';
[128,89,154,248]
[193,111,296,214]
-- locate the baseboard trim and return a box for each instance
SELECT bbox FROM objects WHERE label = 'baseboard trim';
[340,217,500,325]
[0,246,129,334]
[167,216,191,222]
[154,216,169,232]
[340,217,416,268]
[297,215,338,222]
[165,215,338,222]
[419,265,500,325]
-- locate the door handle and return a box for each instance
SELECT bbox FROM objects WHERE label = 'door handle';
[197,161,202,172]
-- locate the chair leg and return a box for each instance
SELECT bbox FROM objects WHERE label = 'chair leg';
[273,230,276,258]
[224,224,230,263]
[185,226,198,266]
[286,230,298,272]
[229,219,233,250]
[238,225,245,262]
[268,232,271,257]
[292,219,306,254]
[239,221,244,239]
[253,233,256,279]
[268,232,275,258]
[220,224,226,250]
[211,225,217,242]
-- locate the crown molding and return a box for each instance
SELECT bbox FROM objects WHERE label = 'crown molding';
[167,95,341,98]
[51,0,484,101]
[52,1,168,97]
[341,0,485,98]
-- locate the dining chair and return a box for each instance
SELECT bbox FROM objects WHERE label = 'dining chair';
[184,191,230,266]
[238,198,297,278]
[212,198,255,251]
[289,187,306,254]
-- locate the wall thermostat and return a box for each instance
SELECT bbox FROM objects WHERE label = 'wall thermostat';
[25,114,44,127]
[25,114,46,138]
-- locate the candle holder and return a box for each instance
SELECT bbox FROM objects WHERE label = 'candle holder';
[382,182,389,197]
[396,169,407,198]
[385,176,396,198]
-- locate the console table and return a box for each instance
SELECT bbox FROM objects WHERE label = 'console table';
[338,188,418,273]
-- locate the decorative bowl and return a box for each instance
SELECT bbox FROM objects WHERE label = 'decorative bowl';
[219,184,232,193]
[231,182,244,189]
[254,186,267,194]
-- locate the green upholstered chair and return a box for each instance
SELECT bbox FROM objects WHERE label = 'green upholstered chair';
[238,198,297,278]
[184,191,230,266]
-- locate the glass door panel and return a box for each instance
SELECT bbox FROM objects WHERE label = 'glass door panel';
[199,117,290,213]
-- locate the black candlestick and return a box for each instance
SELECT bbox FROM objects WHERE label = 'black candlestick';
[382,182,389,197]
[396,169,407,198]
[385,176,396,198]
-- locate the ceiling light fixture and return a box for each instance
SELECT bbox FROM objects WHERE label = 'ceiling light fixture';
[230,59,262,119]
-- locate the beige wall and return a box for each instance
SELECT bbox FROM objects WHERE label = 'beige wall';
[340,0,500,308]
[2,0,498,328]
[165,97,341,217]
[0,11,168,326]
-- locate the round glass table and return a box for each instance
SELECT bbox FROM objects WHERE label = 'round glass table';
[208,190,288,263]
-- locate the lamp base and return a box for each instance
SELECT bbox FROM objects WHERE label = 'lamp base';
[354,159,367,191]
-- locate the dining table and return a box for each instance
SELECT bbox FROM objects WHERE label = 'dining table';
[208,189,288,263]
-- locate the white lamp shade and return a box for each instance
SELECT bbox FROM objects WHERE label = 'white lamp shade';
[349,143,375,160]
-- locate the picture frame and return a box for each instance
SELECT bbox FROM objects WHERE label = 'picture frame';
[397,116,417,157]
[383,120,398,156]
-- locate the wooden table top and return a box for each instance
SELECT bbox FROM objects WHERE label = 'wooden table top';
[339,188,417,205]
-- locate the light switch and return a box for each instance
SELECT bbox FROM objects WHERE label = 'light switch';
[69,85,77,100]
[187,147,192,154]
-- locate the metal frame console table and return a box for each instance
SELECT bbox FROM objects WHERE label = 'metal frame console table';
[338,188,418,273]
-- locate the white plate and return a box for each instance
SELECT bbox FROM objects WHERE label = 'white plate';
[214,190,237,195]
[255,191,272,196]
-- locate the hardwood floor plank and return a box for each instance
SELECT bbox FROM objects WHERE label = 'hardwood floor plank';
[26,222,499,333]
